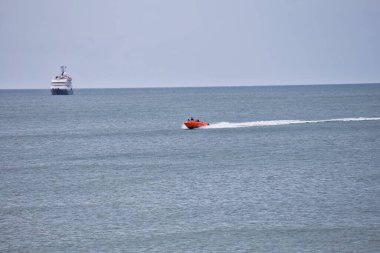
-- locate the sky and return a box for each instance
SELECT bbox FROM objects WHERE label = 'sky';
[0,0,379,89]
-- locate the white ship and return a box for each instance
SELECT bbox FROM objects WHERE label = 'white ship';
[51,66,73,95]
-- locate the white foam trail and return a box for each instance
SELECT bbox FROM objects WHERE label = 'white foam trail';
[204,117,380,129]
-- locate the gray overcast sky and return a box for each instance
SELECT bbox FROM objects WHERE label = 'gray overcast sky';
[0,0,379,89]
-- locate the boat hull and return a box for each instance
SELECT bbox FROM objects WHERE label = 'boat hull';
[51,88,73,95]
[184,121,209,129]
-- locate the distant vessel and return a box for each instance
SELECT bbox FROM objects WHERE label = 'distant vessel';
[51,66,73,95]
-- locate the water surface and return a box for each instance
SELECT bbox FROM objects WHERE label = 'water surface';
[1,85,380,252]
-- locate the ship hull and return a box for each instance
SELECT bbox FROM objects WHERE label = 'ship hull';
[51,88,73,95]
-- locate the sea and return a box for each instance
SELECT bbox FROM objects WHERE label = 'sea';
[0,84,379,252]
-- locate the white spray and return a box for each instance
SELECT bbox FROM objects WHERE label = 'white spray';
[203,117,380,129]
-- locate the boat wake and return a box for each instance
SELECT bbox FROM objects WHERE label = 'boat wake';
[204,117,380,129]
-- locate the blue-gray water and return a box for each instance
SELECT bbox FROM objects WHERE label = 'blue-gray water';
[1,85,380,252]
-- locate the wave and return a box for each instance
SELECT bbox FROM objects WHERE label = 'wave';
[203,117,380,129]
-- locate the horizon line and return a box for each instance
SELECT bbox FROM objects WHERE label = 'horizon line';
[0,82,379,90]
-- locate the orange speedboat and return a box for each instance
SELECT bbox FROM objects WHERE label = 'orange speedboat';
[184,119,209,129]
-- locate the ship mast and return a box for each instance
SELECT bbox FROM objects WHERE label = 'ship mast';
[60,65,67,75]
